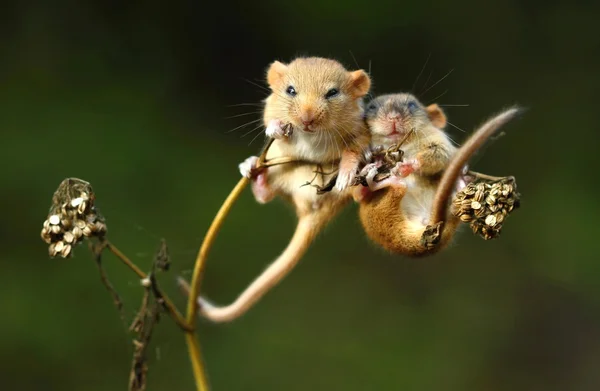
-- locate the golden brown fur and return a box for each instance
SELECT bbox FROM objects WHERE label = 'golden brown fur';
[358,94,448,253]
[197,57,372,322]
[357,93,521,257]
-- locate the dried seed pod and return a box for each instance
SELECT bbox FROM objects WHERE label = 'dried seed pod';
[49,243,57,257]
[41,178,108,258]
[73,226,83,238]
[63,231,75,244]
[61,244,72,258]
[452,176,520,241]
[460,214,473,222]
[41,228,52,244]
[82,225,93,237]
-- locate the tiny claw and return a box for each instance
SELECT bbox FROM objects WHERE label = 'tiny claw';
[365,165,379,190]
[265,119,288,139]
[359,162,381,177]
[239,156,260,178]
[335,169,355,192]
[392,158,419,178]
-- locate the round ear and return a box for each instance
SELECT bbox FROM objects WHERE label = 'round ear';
[426,104,447,128]
[348,70,371,98]
[266,61,288,88]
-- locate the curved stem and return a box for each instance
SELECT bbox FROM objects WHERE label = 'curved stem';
[185,176,249,326]
[184,138,275,390]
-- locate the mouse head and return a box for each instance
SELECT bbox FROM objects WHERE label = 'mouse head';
[364,93,446,142]
[265,57,371,134]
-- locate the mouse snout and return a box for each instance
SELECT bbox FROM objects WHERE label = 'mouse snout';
[386,111,401,121]
[299,107,316,126]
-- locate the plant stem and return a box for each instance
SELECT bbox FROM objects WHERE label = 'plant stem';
[184,138,274,391]
[103,240,193,332]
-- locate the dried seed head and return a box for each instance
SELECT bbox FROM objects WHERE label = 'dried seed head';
[41,178,108,258]
[82,225,93,237]
[63,231,75,244]
[73,226,83,238]
[452,176,520,240]
[48,243,57,257]
[61,244,72,258]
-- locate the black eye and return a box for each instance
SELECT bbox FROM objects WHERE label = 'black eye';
[367,103,377,111]
[286,86,297,97]
[407,101,418,112]
[325,88,339,99]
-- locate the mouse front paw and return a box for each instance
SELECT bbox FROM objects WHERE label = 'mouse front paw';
[265,119,290,139]
[335,168,356,192]
[239,155,260,179]
[391,159,419,178]
[358,163,380,190]
[358,162,382,177]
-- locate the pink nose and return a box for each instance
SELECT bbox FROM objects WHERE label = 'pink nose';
[387,112,401,120]
[302,119,314,126]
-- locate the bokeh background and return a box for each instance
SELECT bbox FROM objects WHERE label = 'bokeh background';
[2,0,599,390]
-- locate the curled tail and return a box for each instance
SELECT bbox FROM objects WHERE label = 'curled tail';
[197,211,330,322]
[431,107,522,224]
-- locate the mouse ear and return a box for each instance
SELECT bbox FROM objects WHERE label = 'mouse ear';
[426,104,447,128]
[348,70,371,98]
[266,61,288,87]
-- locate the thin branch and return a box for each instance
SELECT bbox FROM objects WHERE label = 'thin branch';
[89,241,126,325]
[184,138,275,391]
[103,240,193,332]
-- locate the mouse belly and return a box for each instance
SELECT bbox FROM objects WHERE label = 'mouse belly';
[357,182,461,257]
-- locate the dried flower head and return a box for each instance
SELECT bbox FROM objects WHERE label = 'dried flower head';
[41,178,107,258]
[452,176,520,240]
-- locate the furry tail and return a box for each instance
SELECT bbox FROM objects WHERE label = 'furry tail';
[197,211,329,322]
[431,107,522,224]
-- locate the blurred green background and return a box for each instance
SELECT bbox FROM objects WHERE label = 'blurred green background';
[2,0,599,390]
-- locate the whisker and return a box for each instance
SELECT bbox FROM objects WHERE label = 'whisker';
[241,122,265,138]
[349,50,360,70]
[446,120,466,133]
[242,78,270,92]
[224,112,262,119]
[332,126,349,151]
[225,118,262,133]
[419,70,434,96]
[428,89,448,103]
[248,128,266,146]
[227,103,264,108]
[421,68,454,97]
[411,53,431,93]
